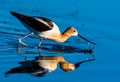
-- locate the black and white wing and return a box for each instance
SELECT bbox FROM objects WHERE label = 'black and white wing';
[10,11,55,32]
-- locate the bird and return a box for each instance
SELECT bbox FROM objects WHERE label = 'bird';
[10,11,96,47]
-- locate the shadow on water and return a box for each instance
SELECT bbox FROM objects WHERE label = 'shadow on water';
[43,44,94,54]
[16,44,94,55]
[5,55,95,77]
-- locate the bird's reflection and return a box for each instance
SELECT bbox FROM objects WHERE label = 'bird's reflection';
[5,55,95,77]
[5,43,95,77]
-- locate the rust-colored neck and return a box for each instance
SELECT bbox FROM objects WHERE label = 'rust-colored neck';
[47,29,72,42]
[53,30,71,42]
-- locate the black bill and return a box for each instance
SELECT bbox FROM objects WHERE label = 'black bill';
[78,34,96,46]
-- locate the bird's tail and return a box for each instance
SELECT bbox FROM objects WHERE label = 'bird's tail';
[10,11,22,18]
[10,11,29,21]
[10,11,31,26]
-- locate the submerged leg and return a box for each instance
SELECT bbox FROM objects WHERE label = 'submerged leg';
[17,46,29,61]
[38,38,43,55]
[38,37,43,48]
[18,32,34,46]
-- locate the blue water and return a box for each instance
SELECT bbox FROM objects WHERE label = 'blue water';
[0,0,120,82]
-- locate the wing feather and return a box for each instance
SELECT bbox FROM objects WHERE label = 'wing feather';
[10,11,54,32]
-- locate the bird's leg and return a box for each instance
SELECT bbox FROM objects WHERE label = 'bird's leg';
[91,54,95,60]
[38,48,41,56]
[38,37,43,48]
[17,46,29,61]
[18,32,34,46]
[62,44,65,51]
[17,46,22,56]
[38,38,43,55]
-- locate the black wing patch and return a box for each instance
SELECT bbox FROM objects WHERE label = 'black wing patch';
[35,17,54,27]
[10,11,54,32]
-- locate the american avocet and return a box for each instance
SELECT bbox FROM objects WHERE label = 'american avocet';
[10,11,96,47]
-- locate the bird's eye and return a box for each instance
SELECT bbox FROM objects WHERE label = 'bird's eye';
[73,30,76,32]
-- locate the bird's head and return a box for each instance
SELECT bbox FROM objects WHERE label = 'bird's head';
[63,27,78,36]
[64,26,96,46]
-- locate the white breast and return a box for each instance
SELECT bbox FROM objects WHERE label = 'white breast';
[38,21,61,39]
